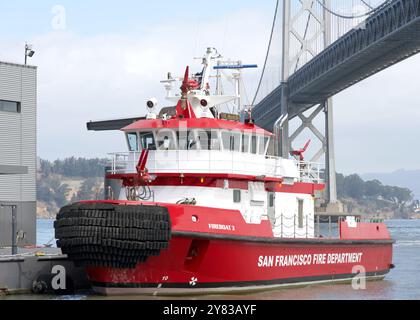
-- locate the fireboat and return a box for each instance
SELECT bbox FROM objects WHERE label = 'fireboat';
[54,48,394,296]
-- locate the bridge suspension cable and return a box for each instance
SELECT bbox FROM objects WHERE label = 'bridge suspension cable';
[316,0,392,19]
[361,0,374,9]
[252,0,391,108]
[251,0,280,107]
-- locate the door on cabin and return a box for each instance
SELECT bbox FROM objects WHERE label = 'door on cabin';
[267,192,276,226]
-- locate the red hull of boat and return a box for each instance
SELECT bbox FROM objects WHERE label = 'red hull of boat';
[86,235,392,295]
[81,202,393,296]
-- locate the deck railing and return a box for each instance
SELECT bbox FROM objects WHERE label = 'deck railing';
[107,151,324,184]
[295,161,324,184]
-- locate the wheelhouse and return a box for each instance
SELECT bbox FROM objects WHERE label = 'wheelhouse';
[125,128,271,155]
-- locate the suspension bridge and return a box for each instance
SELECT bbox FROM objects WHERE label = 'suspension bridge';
[252,0,420,212]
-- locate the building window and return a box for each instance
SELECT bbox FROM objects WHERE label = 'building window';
[233,190,241,203]
[0,100,20,113]
[298,199,304,228]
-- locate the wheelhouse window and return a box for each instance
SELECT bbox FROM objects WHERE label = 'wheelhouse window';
[140,132,156,150]
[221,131,241,152]
[242,134,250,153]
[251,135,257,154]
[259,136,270,155]
[177,130,199,150]
[127,133,139,152]
[0,100,20,113]
[195,130,220,150]
[156,129,177,150]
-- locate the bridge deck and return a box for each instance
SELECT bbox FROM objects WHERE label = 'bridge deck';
[254,0,420,131]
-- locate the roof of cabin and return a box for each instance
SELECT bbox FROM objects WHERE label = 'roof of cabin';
[122,118,274,136]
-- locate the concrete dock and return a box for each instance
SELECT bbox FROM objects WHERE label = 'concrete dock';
[0,247,89,295]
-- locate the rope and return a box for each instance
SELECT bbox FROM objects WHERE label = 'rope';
[251,0,280,107]
[316,0,392,19]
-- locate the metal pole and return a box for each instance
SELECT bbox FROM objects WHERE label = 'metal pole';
[12,206,17,255]
[279,85,290,158]
[323,0,338,204]
[281,213,283,238]
[1,204,18,255]
[236,70,241,113]
[276,0,291,159]
[325,100,338,203]
[275,111,289,157]
[317,214,320,238]
[281,0,291,82]
[328,216,332,239]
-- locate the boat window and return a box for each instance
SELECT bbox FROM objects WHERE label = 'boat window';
[251,135,257,154]
[140,132,156,150]
[298,199,304,229]
[221,131,241,152]
[195,130,220,150]
[188,131,199,150]
[264,137,270,154]
[222,132,231,151]
[156,129,176,150]
[242,134,250,153]
[231,132,241,152]
[269,194,275,207]
[127,133,139,152]
[177,130,199,150]
[258,136,269,155]
[233,190,241,203]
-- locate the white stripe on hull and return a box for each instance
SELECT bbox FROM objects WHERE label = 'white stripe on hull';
[92,274,386,296]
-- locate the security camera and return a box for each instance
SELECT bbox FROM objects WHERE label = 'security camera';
[146,98,158,109]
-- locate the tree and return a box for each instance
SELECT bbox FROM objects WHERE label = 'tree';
[73,178,100,201]
[54,183,71,207]
[39,157,108,178]
[365,180,383,198]
[336,173,345,198]
[343,174,365,200]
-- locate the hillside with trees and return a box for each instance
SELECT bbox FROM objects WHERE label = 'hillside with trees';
[336,173,418,219]
[36,157,419,219]
[37,157,107,218]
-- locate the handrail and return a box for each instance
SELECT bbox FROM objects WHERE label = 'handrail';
[106,151,325,184]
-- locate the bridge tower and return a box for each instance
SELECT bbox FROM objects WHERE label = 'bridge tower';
[278,0,339,209]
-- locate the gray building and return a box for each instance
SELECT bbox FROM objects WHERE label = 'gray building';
[0,61,37,247]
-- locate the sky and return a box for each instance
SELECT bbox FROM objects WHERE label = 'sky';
[0,0,419,175]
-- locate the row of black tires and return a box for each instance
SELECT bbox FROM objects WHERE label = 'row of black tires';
[55,203,172,269]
